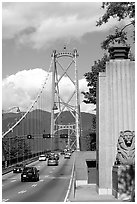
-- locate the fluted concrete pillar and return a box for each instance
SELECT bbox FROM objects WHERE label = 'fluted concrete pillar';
[96,59,135,194]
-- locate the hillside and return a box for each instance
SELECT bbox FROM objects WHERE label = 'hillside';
[2,110,96,151]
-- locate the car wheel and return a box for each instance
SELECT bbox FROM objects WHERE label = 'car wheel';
[21,178,24,182]
[37,177,39,181]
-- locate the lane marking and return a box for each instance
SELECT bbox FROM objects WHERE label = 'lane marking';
[52,167,56,170]
[46,176,69,179]
[18,190,27,194]
[2,199,9,202]
[39,179,44,182]
[64,153,76,202]
[10,180,16,182]
[31,184,37,187]
[45,175,49,178]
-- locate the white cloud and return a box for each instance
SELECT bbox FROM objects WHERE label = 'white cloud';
[2,2,122,49]
[2,68,95,114]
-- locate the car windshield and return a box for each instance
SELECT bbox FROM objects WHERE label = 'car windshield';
[49,157,55,160]
[16,164,23,167]
[40,155,45,157]
[23,167,34,172]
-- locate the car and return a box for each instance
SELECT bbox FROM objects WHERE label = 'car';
[67,152,71,156]
[21,166,39,182]
[46,152,55,158]
[60,150,65,155]
[47,156,58,166]
[39,154,47,161]
[13,163,25,173]
[64,153,71,159]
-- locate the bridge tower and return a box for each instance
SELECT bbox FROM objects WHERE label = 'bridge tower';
[50,47,81,151]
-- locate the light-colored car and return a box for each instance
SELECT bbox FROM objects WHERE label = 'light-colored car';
[39,154,47,161]
[64,153,71,159]
[47,157,58,166]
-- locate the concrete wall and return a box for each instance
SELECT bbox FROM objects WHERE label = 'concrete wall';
[96,59,135,195]
[75,151,96,186]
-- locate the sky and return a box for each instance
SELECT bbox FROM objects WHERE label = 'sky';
[2,1,134,114]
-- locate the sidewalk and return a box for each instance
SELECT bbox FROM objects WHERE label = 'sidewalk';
[69,184,119,202]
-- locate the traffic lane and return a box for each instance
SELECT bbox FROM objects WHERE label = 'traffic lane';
[2,159,50,198]
[11,176,70,202]
[2,153,64,184]
[4,154,74,202]
[2,158,48,198]
[2,155,59,190]
[19,154,75,202]
[2,159,40,184]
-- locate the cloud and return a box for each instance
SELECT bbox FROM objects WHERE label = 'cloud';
[2,2,122,49]
[2,68,95,114]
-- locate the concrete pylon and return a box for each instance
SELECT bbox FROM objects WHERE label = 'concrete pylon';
[96,47,135,194]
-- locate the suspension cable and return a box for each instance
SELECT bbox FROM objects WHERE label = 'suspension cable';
[2,57,54,138]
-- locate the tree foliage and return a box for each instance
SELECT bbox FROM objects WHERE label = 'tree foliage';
[3,135,31,160]
[82,2,135,104]
[82,54,109,104]
[96,2,135,50]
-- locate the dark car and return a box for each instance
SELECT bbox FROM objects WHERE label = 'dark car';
[60,150,65,155]
[46,151,54,158]
[47,156,58,166]
[13,163,25,173]
[21,166,39,182]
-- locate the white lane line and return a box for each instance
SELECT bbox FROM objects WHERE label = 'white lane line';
[64,153,75,202]
[18,190,27,194]
[10,180,16,182]
[39,179,44,182]
[45,175,49,178]
[2,199,9,202]
[31,184,37,187]
[49,171,53,173]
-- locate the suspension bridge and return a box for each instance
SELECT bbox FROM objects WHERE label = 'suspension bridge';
[2,47,81,168]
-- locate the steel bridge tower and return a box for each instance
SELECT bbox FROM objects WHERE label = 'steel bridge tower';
[50,47,81,151]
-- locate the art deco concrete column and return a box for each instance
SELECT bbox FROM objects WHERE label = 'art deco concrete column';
[96,46,135,195]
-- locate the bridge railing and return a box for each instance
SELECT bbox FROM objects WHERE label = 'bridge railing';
[2,150,49,175]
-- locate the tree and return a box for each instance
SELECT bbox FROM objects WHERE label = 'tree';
[96,2,135,50]
[82,2,135,104]
[82,54,109,104]
[3,135,31,162]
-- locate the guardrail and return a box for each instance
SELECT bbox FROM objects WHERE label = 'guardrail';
[2,156,39,175]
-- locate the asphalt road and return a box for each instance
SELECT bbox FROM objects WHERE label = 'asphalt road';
[2,153,74,202]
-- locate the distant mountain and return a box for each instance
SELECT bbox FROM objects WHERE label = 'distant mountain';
[2,110,95,136]
[2,110,96,151]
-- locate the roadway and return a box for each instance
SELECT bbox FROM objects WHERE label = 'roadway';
[2,153,74,202]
